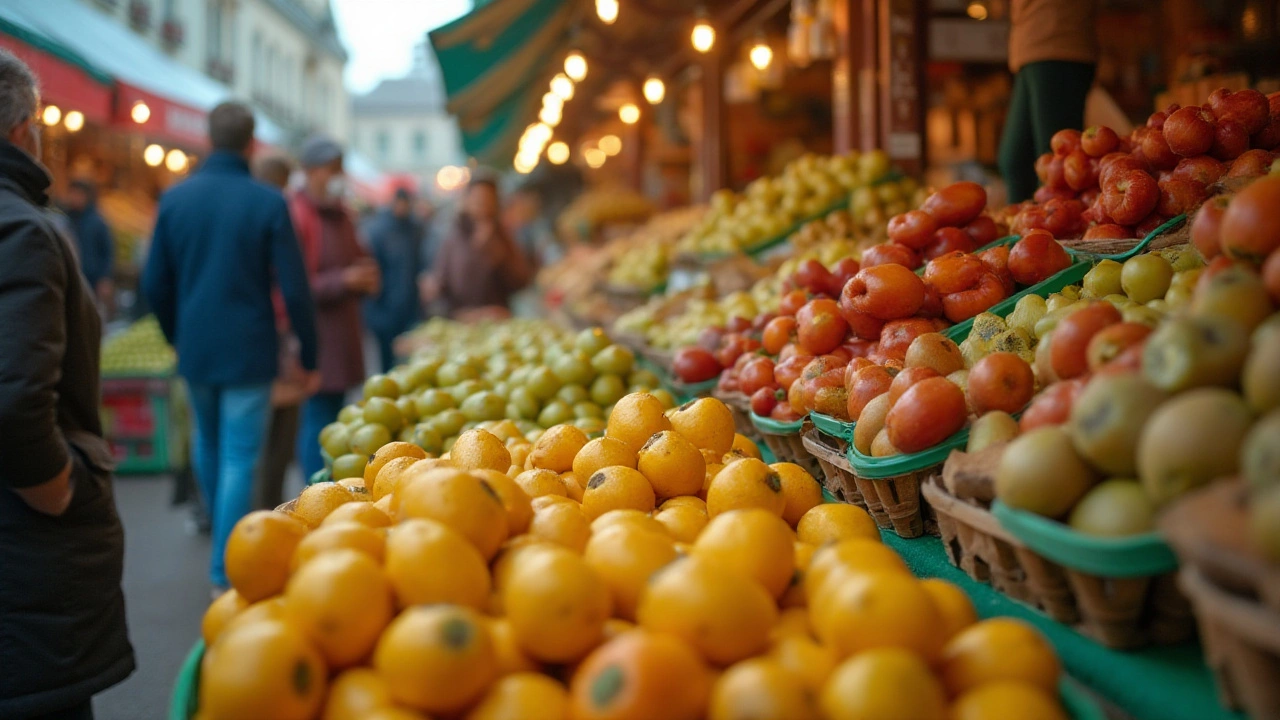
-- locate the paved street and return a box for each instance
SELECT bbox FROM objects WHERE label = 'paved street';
[95,476,208,720]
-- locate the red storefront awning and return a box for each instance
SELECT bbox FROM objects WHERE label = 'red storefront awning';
[112,83,210,150]
[0,32,112,124]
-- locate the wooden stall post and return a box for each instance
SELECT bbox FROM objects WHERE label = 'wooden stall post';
[832,0,880,153]
[878,0,927,176]
[696,48,728,201]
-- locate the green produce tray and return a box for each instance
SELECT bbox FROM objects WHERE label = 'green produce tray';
[101,376,189,475]
[1068,214,1187,263]
[846,426,970,480]
[943,261,1090,345]
[991,501,1179,578]
[810,411,854,441]
[749,411,804,436]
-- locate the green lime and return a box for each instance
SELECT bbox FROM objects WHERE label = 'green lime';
[415,389,456,417]
[362,397,404,433]
[627,369,663,390]
[538,400,574,428]
[337,404,362,423]
[431,409,467,437]
[592,345,635,376]
[411,424,443,455]
[349,423,392,455]
[574,401,603,419]
[556,384,590,405]
[461,391,507,422]
[575,328,612,356]
[331,453,368,480]
[362,374,401,400]
[590,374,627,407]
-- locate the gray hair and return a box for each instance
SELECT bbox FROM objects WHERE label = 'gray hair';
[0,49,38,136]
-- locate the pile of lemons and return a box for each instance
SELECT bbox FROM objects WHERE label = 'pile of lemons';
[197,392,1069,720]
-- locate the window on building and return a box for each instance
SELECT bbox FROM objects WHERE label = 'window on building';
[319,81,330,131]
[206,2,223,61]
[376,130,390,160]
[251,32,262,95]
[413,131,427,160]
[265,46,276,103]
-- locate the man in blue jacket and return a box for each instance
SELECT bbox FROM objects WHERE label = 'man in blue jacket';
[142,102,318,594]
[63,179,114,309]
[363,186,427,372]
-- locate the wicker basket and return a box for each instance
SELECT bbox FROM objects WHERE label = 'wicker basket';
[754,418,824,479]
[713,389,762,445]
[926,449,1195,650]
[1161,480,1280,718]
[804,429,934,538]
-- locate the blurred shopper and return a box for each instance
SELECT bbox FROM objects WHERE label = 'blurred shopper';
[142,103,319,594]
[997,0,1099,202]
[62,179,114,310]
[252,154,305,509]
[424,176,533,321]
[290,136,380,479]
[364,187,427,372]
[0,48,134,720]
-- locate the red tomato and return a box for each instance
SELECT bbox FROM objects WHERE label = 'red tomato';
[1019,378,1088,431]
[738,356,777,396]
[774,354,814,390]
[885,377,969,453]
[1008,230,1072,286]
[778,290,809,317]
[846,365,895,420]
[796,298,850,356]
[966,352,1035,414]
[750,386,781,416]
[1049,302,1122,380]
[673,347,722,383]
[922,182,988,227]
[762,316,798,356]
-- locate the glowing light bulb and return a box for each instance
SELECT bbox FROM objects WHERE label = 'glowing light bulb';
[749,41,773,70]
[550,74,574,101]
[643,76,665,104]
[565,52,588,82]
[599,134,622,156]
[165,149,188,173]
[619,103,640,124]
[692,21,715,53]
[596,0,618,24]
[41,105,61,126]
[548,141,570,165]
[966,1,988,20]
[144,144,165,167]
[539,104,562,127]
[584,147,606,169]
[64,110,84,132]
[131,101,151,124]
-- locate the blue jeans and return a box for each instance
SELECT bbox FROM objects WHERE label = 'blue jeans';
[298,392,347,481]
[186,382,272,587]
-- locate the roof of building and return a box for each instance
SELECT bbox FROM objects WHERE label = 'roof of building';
[353,75,447,115]
[262,0,347,62]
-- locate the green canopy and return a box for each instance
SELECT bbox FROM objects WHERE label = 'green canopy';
[429,0,574,164]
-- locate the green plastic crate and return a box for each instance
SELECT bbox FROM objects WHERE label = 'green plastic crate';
[100,375,189,475]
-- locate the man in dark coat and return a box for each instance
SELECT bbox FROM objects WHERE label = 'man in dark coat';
[363,186,426,372]
[62,178,114,307]
[142,102,319,593]
[0,48,134,720]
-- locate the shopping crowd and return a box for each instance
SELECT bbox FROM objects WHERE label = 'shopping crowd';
[0,47,536,719]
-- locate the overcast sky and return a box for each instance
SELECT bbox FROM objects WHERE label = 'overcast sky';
[331,0,472,94]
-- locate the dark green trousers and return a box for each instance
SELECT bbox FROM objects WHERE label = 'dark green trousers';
[999,60,1096,203]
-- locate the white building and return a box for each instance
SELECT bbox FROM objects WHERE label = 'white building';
[351,41,464,196]
[79,0,349,141]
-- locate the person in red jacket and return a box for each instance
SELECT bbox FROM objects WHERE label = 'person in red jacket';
[289,136,380,480]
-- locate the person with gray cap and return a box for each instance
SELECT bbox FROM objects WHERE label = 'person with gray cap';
[288,135,380,480]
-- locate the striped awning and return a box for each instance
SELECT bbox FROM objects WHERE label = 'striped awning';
[428,0,575,164]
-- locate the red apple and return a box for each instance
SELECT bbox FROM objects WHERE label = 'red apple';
[836,290,886,341]
[1063,149,1098,191]
[1170,156,1226,186]
[921,182,987,227]
[1135,211,1170,238]
[1083,223,1132,241]
[887,210,939,250]
[792,259,836,297]
[1227,149,1273,179]
[1156,176,1209,217]
[1254,117,1280,150]
[1033,185,1076,204]
[922,227,978,261]
[1035,153,1054,184]
[1208,88,1270,135]
[1147,110,1169,130]
[1044,155,1068,190]
[1142,127,1180,170]
[1099,153,1149,187]
[1080,187,1100,207]
[1081,125,1120,157]
[1050,129,1082,157]
[1008,229,1072,286]
[1190,195,1228,260]
[1041,198,1087,238]
[1212,120,1250,161]
[830,257,861,292]
[1163,106,1216,157]
[1101,169,1159,225]
[963,215,1002,246]
[673,347,722,383]
[861,242,920,270]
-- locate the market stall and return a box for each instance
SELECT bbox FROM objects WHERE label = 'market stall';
[170,0,1280,717]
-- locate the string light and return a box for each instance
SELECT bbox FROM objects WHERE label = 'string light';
[596,0,618,24]
[564,52,588,82]
[619,103,640,124]
[643,76,665,104]
[165,149,188,173]
[539,104,562,127]
[41,105,61,126]
[550,74,574,101]
[692,18,715,53]
[436,165,467,191]
[966,1,988,20]
[599,134,622,156]
[131,101,151,124]
[543,92,563,113]
[749,39,773,70]
[584,147,606,168]
[547,141,570,165]
[529,122,552,145]
[64,110,84,132]
[143,144,165,167]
